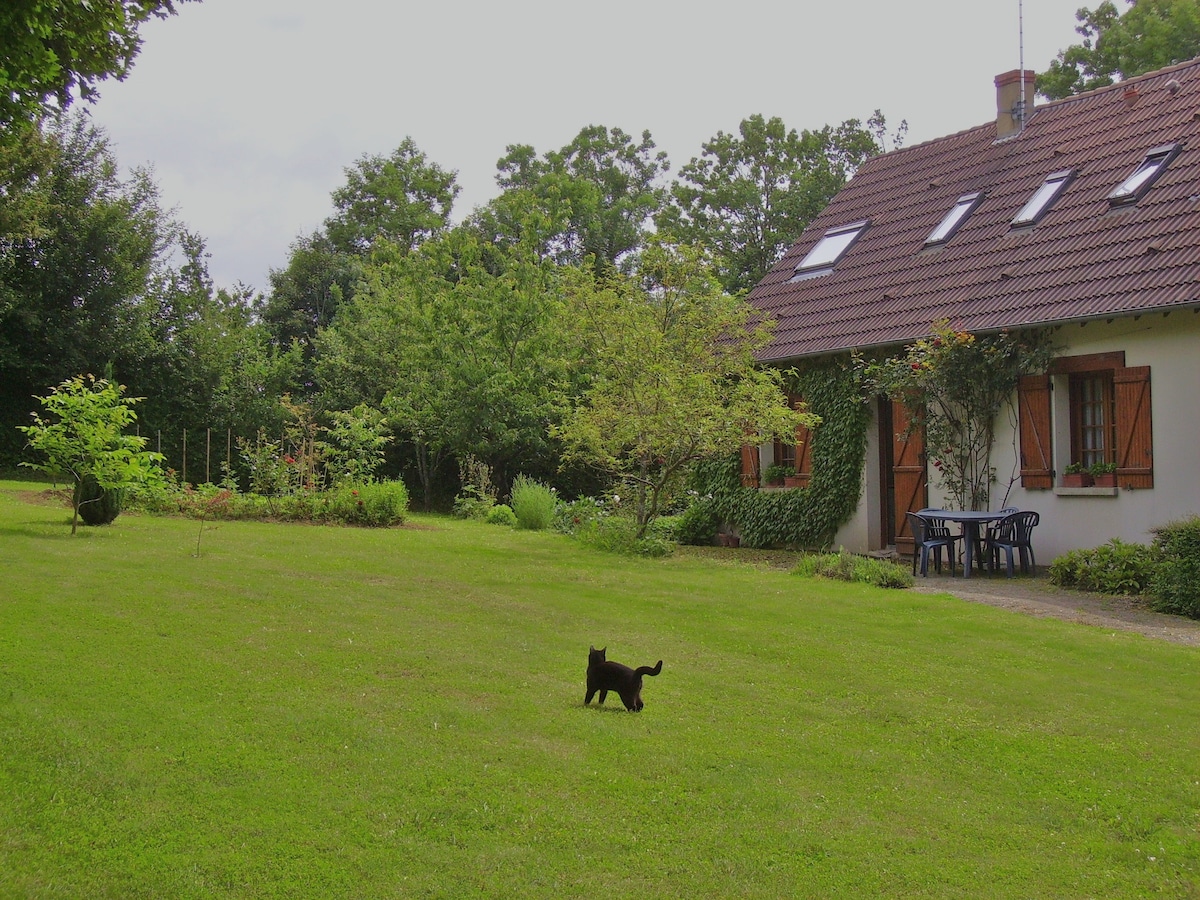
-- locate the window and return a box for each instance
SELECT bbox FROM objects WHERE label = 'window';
[1011,170,1074,227]
[1069,372,1115,469]
[1018,353,1154,490]
[1108,144,1179,206]
[790,220,869,281]
[926,192,983,245]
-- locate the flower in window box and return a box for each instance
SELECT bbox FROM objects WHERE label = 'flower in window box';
[1089,461,1117,487]
[1061,462,1094,487]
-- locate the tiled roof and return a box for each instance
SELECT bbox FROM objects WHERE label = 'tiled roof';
[748,60,1200,363]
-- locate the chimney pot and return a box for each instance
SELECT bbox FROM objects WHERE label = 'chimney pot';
[1124,85,1140,108]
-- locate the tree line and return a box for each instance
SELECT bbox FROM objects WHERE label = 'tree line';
[4,0,1198,513]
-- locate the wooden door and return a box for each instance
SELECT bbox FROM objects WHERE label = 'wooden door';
[890,400,927,557]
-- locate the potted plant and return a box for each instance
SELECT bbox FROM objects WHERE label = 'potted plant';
[783,470,806,488]
[1061,462,1094,487]
[1089,461,1117,487]
[762,464,794,487]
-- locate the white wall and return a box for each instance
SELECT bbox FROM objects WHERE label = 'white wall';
[963,312,1200,561]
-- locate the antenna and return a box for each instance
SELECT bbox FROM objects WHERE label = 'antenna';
[1016,0,1027,130]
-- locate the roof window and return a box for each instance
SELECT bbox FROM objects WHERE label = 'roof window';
[1108,144,1179,205]
[926,192,984,245]
[790,220,869,281]
[1012,170,1074,227]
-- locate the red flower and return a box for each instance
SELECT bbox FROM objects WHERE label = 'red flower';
[284,455,296,465]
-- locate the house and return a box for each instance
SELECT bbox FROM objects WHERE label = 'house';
[744,62,1200,561]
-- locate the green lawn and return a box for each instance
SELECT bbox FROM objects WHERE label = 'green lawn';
[1,481,1198,898]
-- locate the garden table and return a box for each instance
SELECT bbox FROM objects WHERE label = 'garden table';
[920,509,1011,578]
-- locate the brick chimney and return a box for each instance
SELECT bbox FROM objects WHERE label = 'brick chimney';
[995,70,1036,138]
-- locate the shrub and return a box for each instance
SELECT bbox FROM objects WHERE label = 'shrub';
[1150,515,1200,618]
[1048,539,1158,595]
[647,515,680,542]
[510,475,557,530]
[74,474,121,525]
[674,497,721,546]
[552,497,609,536]
[576,515,672,557]
[793,550,914,589]
[325,480,409,527]
[486,504,518,527]
[453,455,498,520]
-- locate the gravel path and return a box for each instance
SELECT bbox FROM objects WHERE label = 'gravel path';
[910,570,1200,647]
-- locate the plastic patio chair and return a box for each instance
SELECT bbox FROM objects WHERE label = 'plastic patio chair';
[976,506,1019,572]
[985,510,1040,577]
[907,511,961,577]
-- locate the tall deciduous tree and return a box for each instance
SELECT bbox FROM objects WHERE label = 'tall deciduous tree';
[554,241,812,535]
[0,0,195,138]
[1038,0,1200,99]
[657,113,899,293]
[325,138,460,256]
[473,125,669,271]
[0,116,166,463]
[315,232,572,508]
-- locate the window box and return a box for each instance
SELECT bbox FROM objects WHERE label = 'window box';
[1061,471,1093,488]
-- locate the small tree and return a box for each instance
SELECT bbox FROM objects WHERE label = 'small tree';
[18,374,163,533]
[554,241,812,536]
[863,322,1053,511]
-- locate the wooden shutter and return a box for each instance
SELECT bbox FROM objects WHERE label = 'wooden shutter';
[1114,366,1153,489]
[1017,374,1053,489]
[740,444,760,487]
[792,399,814,488]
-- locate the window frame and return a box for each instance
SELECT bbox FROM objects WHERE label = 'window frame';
[1011,169,1075,227]
[789,220,869,281]
[926,192,984,246]
[1018,352,1154,491]
[1107,143,1180,206]
[1068,371,1116,470]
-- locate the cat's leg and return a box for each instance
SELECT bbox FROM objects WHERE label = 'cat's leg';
[598,689,608,705]
[584,687,596,704]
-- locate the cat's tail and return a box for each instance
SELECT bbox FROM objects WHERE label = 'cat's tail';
[636,660,663,678]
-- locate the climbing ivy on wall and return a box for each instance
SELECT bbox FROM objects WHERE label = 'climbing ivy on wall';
[691,360,870,549]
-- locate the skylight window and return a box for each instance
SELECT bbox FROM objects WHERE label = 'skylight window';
[926,192,984,245]
[1108,144,1179,205]
[1011,170,1075,227]
[790,220,869,281]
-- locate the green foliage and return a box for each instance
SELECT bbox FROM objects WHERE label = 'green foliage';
[1037,0,1200,100]
[1149,515,1200,617]
[657,112,903,293]
[325,138,460,256]
[793,549,914,589]
[575,513,673,557]
[320,404,392,485]
[509,475,556,530]
[674,495,721,545]
[762,463,794,483]
[0,0,192,135]
[1048,539,1159,595]
[477,124,670,271]
[554,241,811,537]
[452,454,498,520]
[485,503,517,527]
[73,473,121,525]
[696,361,870,549]
[324,480,409,527]
[551,496,609,536]
[18,374,162,533]
[862,321,1054,511]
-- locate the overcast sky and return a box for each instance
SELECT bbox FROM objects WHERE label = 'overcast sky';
[88,0,1090,292]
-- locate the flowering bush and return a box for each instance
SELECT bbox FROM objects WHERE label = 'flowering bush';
[862,321,1053,511]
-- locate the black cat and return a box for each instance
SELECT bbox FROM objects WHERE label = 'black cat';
[584,646,662,711]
